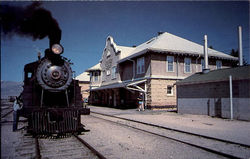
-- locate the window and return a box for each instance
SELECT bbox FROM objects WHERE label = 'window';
[201,59,205,71]
[184,58,192,73]
[216,60,222,69]
[167,85,173,96]
[94,72,99,82]
[137,57,145,74]
[167,56,174,72]
[111,66,116,79]
[106,70,110,76]
[89,72,93,82]
[27,72,32,78]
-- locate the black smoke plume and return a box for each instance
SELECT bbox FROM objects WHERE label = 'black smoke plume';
[1,2,61,47]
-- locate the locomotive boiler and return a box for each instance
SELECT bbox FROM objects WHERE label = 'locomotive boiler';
[18,44,90,135]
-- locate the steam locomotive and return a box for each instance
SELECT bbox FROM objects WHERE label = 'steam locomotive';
[18,44,90,135]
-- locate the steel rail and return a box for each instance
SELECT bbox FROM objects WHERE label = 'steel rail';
[1,106,13,111]
[35,137,41,159]
[1,119,27,123]
[73,134,107,159]
[1,110,13,118]
[91,113,245,159]
[91,111,250,148]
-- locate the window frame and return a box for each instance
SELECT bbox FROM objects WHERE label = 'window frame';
[111,66,117,79]
[184,57,192,73]
[137,57,145,74]
[106,70,111,76]
[94,72,99,82]
[166,56,174,72]
[27,72,32,78]
[167,85,174,96]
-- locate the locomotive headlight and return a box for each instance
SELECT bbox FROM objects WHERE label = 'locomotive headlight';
[51,44,64,55]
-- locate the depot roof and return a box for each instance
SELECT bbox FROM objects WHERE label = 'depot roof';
[118,32,238,63]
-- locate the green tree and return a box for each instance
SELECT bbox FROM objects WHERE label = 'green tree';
[230,49,247,66]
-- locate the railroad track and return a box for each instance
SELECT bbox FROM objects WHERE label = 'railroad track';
[34,134,106,159]
[1,103,14,119]
[1,109,14,119]
[91,111,250,159]
[1,100,106,159]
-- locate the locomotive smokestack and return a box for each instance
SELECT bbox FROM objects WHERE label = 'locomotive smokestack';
[1,2,61,48]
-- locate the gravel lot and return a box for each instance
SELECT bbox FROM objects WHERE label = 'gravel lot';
[80,115,226,159]
[89,106,250,146]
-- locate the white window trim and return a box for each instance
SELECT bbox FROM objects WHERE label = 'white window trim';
[166,56,174,72]
[111,66,116,79]
[184,57,192,73]
[216,60,222,69]
[167,85,174,96]
[106,70,110,76]
[137,57,145,74]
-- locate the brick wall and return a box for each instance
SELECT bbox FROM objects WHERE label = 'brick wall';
[147,79,177,108]
[79,82,89,99]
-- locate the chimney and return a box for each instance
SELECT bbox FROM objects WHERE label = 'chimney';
[203,35,210,73]
[238,26,243,66]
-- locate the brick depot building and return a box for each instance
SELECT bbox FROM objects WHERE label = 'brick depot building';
[75,71,90,101]
[87,32,237,109]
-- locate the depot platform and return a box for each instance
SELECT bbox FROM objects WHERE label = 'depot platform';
[88,105,250,146]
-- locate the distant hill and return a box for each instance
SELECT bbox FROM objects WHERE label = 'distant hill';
[1,81,23,99]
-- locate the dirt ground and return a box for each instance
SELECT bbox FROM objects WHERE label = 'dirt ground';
[80,115,226,159]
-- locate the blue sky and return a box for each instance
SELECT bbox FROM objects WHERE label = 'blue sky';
[1,1,249,82]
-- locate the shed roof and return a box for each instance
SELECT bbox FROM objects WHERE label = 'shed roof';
[119,32,238,63]
[176,65,250,85]
[75,71,90,82]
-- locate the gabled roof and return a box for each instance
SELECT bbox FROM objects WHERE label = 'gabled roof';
[176,65,250,85]
[86,63,101,72]
[117,45,136,59]
[100,36,135,62]
[75,71,90,82]
[118,32,238,63]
